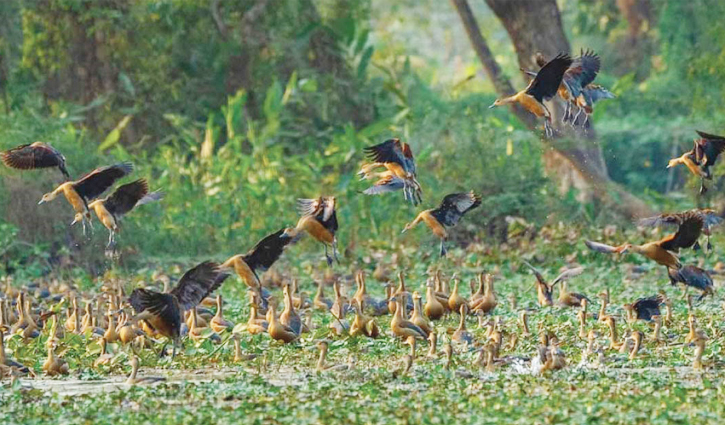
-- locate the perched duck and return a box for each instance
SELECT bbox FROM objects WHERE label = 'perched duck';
[410,292,432,336]
[210,295,233,333]
[668,130,725,194]
[390,295,427,341]
[402,192,481,256]
[38,162,133,235]
[2,142,70,179]
[360,138,422,205]
[266,303,298,344]
[128,261,229,358]
[490,53,573,137]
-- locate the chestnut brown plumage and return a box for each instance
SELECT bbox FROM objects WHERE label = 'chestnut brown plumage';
[2,142,70,179]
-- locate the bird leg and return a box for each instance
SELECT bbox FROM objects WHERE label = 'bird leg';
[324,245,333,267]
[583,114,591,130]
[543,119,553,138]
[562,103,571,123]
[332,240,340,264]
[699,179,708,195]
[571,107,584,127]
[439,239,448,257]
[707,236,713,252]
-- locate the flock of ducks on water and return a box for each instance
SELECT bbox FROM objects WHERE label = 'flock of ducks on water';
[1,47,725,385]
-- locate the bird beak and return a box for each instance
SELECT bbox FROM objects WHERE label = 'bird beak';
[38,199,45,205]
[401,228,408,234]
[488,102,497,109]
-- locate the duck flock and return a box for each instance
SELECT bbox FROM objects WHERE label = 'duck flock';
[1,49,724,383]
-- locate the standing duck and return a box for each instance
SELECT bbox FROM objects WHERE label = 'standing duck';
[128,261,229,358]
[470,273,497,315]
[424,279,445,321]
[210,295,233,334]
[2,142,70,179]
[390,294,428,341]
[402,192,481,256]
[38,162,133,235]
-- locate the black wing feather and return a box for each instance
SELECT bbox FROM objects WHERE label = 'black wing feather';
[169,261,229,311]
[2,142,69,179]
[128,288,181,337]
[104,179,149,217]
[526,53,573,102]
[242,228,294,272]
[73,162,133,201]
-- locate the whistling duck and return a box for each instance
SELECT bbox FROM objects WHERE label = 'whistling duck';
[685,314,698,345]
[246,302,268,335]
[329,284,350,337]
[353,271,387,316]
[38,162,133,236]
[410,292,432,336]
[43,342,69,376]
[210,295,233,333]
[447,277,467,314]
[360,139,422,205]
[585,239,680,269]
[573,84,614,128]
[639,209,721,252]
[0,329,29,374]
[668,130,725,194]
[424,279,445,321]
[577,309,588,340]
[556,281,590,308]
[283,197,339,266]
[468,277,483,306]
[10,292,38,339]
[94,337,114,367]
[542,344,567,371]
[280,283,302,335]
[668,265,714,300]
[2,142,70,179]
[522,260,584,307]
[490,53,573,137]
[402,192,481,256]
[427,332,438,359]
[104,311,118,343]
[605,316,623,350]
[390,295,427,341]
[451,305,473,345]
[529,49,601,127]
[519,311,531,337]
[266,303,298,344]
[470,273,497,315]
[128,261,229,358]
[313,280,333,312]
[627,294,664,322]
[118,312,137,345]
[80,178,163,249]
[628,331,643,361]
[290,280,309,310]
[349,299,379,338]
[125,356,165,385]
[443,341,454,370]
[223,228,294,302]
[690,330,708,370]
[316,340,349,372]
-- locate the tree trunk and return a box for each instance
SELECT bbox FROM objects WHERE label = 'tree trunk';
[453,0,651,217]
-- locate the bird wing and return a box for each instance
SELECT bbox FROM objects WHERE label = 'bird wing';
[136,190,165,207]
[128,288,181,333]
[584,240,622,254]
[551,267,584,286]
[1,142,68,177]
[364,139,415,174]
[296,197,337,232]
[103,179,149,217]
[564,49,601,92]
[522,260,548,286]
[656,212,704,251]
[363,175,405,195]
[526,53,573,102]
[695,131,725,166]
[430,192,481,227]
[242,228,294,273]
[72,162,133,201]
[170,261,229,311]
[582,84,615,103]
[672,265,713,291]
